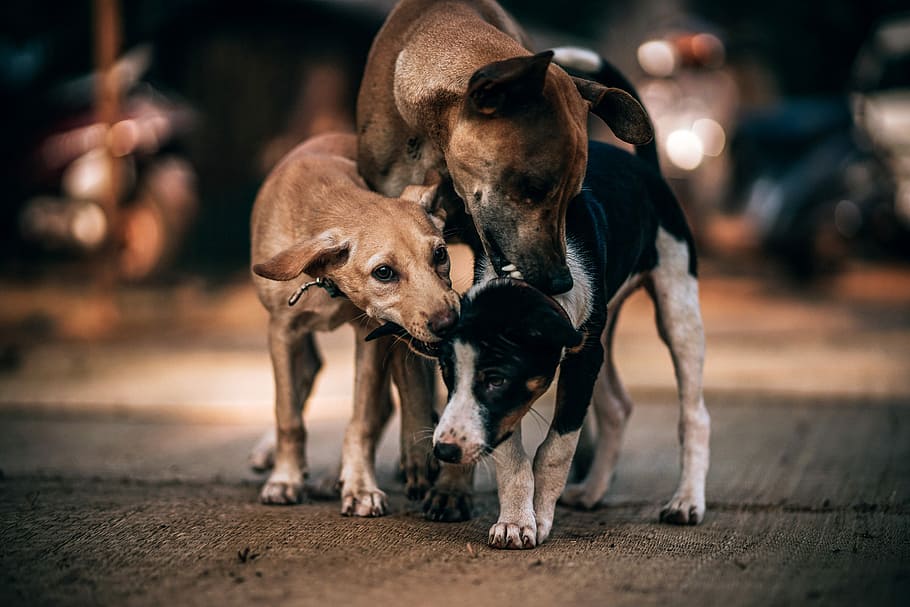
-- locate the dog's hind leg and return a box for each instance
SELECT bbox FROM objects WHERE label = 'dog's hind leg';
[339,327,395,517]
[648,228,710,525]
[561,293,635,509]
[390,343,441,502]
[249,429,276,473]
[260,324,321,505]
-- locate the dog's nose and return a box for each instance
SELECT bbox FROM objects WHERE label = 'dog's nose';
[433,441,462,464]
[545,269,574,295]
[427,307,457,337]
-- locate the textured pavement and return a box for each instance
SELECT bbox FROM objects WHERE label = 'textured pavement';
[1,262,909,606]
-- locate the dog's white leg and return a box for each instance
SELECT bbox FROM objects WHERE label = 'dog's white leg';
[533,428,581,544]
[249,428,276,472]
[390,344,441,501]
[260,325,321,505]
[339,329,393,517]
[489,426,537,549]
[562,301,634,509]
[649,228,710,525]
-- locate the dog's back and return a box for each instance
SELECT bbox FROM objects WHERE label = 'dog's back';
[573,141,697,303]
[356,0,527,193]
[251,134,367,267]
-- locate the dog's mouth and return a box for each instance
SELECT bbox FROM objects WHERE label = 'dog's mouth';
[364,322,441,358]
[483,231,525,280]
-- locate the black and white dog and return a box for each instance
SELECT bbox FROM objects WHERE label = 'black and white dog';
[420,51,710,546]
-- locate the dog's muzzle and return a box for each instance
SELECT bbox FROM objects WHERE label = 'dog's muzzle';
[433,441,463,464]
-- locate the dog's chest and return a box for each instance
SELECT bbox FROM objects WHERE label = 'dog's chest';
[552,240,593,329]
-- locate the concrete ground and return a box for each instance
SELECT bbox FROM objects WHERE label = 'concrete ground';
[1,260,909,606]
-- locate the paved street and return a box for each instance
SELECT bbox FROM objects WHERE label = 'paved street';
[1,261,909,606]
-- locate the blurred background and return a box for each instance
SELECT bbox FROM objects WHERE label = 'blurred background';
[1,0,909,421]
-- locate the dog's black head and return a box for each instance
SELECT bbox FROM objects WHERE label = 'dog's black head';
[424,279,584,465]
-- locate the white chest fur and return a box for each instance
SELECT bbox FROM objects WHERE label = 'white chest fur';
[475,239,592,330]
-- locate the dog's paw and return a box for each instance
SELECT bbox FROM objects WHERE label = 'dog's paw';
[422,486,473,522]
[559,483,603,510]
[248,431,276,473]
[488,521,537,550]
[403,455,439,501]
[341,489,388,517]
[259,475,305,505]
[659,493,705,525]
[306,474,341,500]
[249,447,275,473]
[536,519,554,545]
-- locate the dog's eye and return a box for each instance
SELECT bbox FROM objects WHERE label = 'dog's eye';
[372,265,397,282]
[484,375,506,390]
[433,246,448,265]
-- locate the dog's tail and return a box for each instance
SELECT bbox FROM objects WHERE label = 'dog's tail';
[552,46,660,172]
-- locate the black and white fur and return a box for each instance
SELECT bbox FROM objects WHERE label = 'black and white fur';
[427,51,709,548]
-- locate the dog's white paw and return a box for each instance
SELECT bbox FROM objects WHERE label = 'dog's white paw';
[249,445,275,473]
[248,430,276,472]
[536,518,554,545]
[559,483,603,510]
[488,520,537,550]
[341,488,388,517]
[660,492,705,525]
[259,471,305,505]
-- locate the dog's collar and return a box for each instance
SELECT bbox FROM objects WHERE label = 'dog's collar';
[287,277,346,306]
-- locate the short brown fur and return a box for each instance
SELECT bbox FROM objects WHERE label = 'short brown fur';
[250,132,459,513]
[356,0,652,294]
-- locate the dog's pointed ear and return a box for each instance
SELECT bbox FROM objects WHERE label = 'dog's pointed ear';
[467,51,554,116]
[572,77,654,145]
[252,231,350,281]
[400,183,445,230]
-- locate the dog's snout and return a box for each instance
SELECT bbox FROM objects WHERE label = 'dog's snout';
[427,307,458,337]
[433,441,462,464]
[545,268,574,295]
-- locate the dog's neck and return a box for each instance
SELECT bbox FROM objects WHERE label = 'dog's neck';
[476,238,592,329]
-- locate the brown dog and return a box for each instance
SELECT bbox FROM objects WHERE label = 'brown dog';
[357,0,653,295]
[250,132,459,516]
[356,0,653,521]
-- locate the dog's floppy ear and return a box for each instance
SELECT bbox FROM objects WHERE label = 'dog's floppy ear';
[526,301,584,349]
[252,231,349,281]
[572,77,654,145]
[467,51,553,116]
[400,183,445,230]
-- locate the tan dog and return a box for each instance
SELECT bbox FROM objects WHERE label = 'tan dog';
[357,0,653,295]
[250,132,459,516]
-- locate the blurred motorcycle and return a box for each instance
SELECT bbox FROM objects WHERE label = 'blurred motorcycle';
[633,25,739,234]
[728,13,910,278]
[15,46,198,281]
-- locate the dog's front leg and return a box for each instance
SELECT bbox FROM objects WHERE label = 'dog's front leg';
[532,429,581,544]
[534,341,604,542]
[390,345,440,501]
[489,427,536,549]
[261,324,321,505]
[339,328,393,517]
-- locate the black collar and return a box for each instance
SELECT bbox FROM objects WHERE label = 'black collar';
[287,277,347,306]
